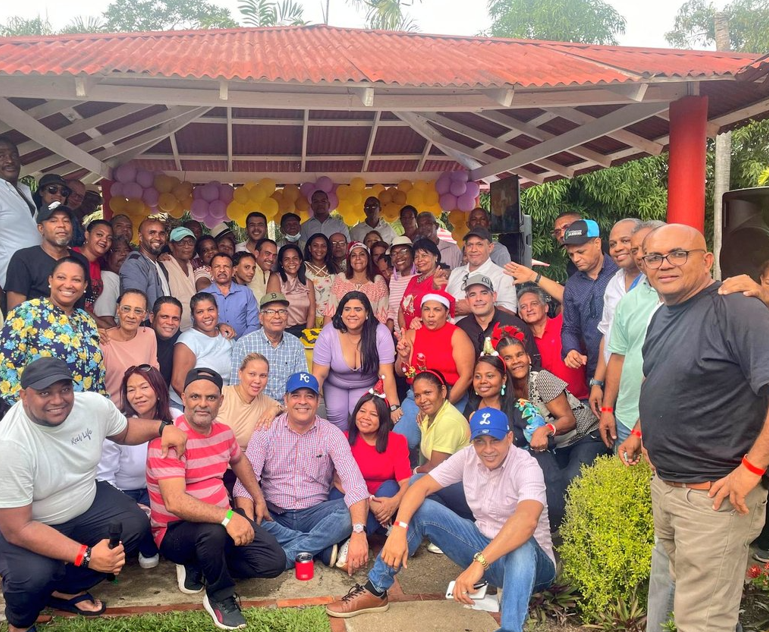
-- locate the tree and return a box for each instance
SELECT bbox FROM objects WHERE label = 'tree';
[344,0,422,31]
[239,0,307,27]
[665,0,769,53]
[102,0,237,32]
[0,15,54,37]
[487,0,626,44]
[60,16,107,35]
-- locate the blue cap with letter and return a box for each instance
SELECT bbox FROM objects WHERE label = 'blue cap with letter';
[470,407,510,441]
[285,371,320,395]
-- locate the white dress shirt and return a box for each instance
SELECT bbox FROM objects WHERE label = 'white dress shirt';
[0,180,41,288]
[446,258,518,320]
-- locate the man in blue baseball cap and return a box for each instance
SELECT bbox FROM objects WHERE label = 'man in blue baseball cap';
[327,407,555,632]
[233,372,371,577]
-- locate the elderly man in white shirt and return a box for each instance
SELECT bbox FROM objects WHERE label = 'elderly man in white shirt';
[0,136,42,293]
[446,227,518,320]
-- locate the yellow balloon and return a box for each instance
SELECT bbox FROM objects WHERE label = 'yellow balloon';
[154,174,173,194]
[110,196,128,213]
[350,177,366,192]
[393,190,407,205]
[295,196,310,213]
[172,182,192,200]
[242,181,256,190]
[382,203,400,222]
[168,202,185,219]
[279,197,294,213]
[398,180,413,193]
[234,187,250,205]
[406,189,424,207]
[424,190,440,206]
[158,192,177,213]
[378,190,393,205]
[448,210,466,227]
[167,176,180,190]
[271,190,283,202]
[429,204,443,217]
[262,197,279,217]
[371,184,385,196]
[283,184,300,202]
[126,198,144,215]
[413,180,428,192]
[298,209,310,222]
[337,184,351,200]
[228,201,247,227]
[259,178,277,196]
[249,187,267,203]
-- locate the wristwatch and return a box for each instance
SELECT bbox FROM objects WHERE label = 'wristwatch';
[589,378,604,388]
[158,419,173,437]
[352,523,365,534]
[472,552,489,569]
[389,404,400,412]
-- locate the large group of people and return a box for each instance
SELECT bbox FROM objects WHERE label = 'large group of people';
[0,131,767,632]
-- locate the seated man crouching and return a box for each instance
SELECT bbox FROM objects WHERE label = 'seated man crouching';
[326,407,556,632]
[146,367,289,631]
[0,357,187,632]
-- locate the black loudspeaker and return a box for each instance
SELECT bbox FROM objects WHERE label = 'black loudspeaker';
[490,175,532,268]
[720,187,769,281]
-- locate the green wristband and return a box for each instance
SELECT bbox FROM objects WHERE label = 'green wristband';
[221,509,234,527]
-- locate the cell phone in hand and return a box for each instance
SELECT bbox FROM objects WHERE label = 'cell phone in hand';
[445,580,488,600]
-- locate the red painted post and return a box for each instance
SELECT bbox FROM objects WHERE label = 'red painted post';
[101,179,114,219]
[667,95,709,233]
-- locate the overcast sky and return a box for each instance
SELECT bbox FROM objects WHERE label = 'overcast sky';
[0,0,701,50]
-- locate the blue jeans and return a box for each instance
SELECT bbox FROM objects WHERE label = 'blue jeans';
[121,488,157,558]
[260,498,352,569]
[554,431,610,484]
[410,473,474,522]
[330,480,400,535]
[394,389,469,452]
[613,416,632,452]
[368,499,555,632]
[646,538,675,632]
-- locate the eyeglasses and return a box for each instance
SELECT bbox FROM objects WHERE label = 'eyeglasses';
[45,185,72,197]
[263,308,288,316]
[119,305,147,315]
[331,240,347,246]
[550,224,572,238]
[642,249,706,270]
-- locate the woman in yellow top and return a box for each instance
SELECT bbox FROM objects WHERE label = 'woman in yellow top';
[410,369,472,529]
[217,353,283,494]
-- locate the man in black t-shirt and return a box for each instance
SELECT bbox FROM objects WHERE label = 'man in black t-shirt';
[456,274,540,369]
[5,204,91,311]
[619,224,769,632]
[150,296,182,387]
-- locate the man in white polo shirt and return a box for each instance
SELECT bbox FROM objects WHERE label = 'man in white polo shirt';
[327,407,555,632]
[446,227,518,320]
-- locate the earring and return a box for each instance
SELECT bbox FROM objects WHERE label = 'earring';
[501,384,506,396]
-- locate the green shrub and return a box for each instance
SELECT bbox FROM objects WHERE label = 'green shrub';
[559,455,655,621]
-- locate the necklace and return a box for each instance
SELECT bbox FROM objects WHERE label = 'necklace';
[306,262,328,276]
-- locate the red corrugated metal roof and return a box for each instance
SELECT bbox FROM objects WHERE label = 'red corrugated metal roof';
[0,25,760,89]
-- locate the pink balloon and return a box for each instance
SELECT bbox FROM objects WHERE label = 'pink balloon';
[300,182,315,198]
[327,192,339,210]
[435,172,452,195]
[439,193,457,211]
[203,214,219,230]
[457,192,476,212]
[450,180,467,197]
[109,182,124,197]
[201,182,220,202]
[464,181,480,198]
[450,170,469,183]
[316,176,334,193]
[209,199,227,219]
[142,187,159,206]
[190,199,209,220]
[136,170,154,189]
[193,185,204,200]
[219,184,234,204]
[114,164,137,184]
[123,182,143,200]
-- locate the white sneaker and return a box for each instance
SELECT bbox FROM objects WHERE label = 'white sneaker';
[139,553,160,569]
[426,542,444,555]
[335,539,350,569]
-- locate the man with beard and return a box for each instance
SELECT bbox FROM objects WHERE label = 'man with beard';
[236,212,268,257]
[110,215,134,244]
[5,204,91,311]
[0,136,41,302]
[119,218,171,310]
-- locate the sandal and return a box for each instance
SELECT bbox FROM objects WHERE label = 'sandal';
[48,592,106,617]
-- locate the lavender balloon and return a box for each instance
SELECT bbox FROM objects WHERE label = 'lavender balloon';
[219,184,234,204]
[450,170,469,183]
[464,181,480,198]
[439,193,457,211]
[123,182,143,200]
[457,192,476,212]
[201,182,220,203]
[449,180,467,197]
[109,182,124,198]
[435,172,452,195]
[316,176,334,193]
[190,199,209,220]
[142,187,160,207]
[136,170,154,189]
[114,164,137,184]
[209,199,227,219]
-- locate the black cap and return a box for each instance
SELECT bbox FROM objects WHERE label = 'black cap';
[464,226,493,242]
[38,173,68,189]
[37,202,74,224]
[183,367,224,392]
[20,357,73,390]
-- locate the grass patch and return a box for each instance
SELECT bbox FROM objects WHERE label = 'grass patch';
[36,606,331,632]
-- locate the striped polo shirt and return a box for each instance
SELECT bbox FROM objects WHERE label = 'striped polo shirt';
[146,415,240,547]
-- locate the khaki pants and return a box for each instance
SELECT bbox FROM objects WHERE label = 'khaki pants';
[650,475,767,632]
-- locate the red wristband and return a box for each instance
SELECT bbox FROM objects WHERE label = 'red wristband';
[546,423,557,436]
[74,544,87,567]
[601,407,614,413]
[742,455,766,476]
[631,428,642,439]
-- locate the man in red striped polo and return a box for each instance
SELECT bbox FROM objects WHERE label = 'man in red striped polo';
[146,368,286,631]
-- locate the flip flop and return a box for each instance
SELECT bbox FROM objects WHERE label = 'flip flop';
[48,592,107,617]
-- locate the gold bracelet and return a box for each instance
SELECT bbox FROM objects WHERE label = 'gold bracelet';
[473,552,489,569]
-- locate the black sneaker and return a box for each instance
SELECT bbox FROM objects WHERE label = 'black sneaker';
[176,563,204,594]
[203,593,247,630]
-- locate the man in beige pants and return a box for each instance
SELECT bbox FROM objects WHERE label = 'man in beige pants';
[619,224,769,632]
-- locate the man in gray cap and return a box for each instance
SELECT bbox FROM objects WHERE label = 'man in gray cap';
[456,274,539,366]
[0,357,187,632]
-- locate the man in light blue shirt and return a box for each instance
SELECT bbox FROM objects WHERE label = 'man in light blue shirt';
[207,253,259,339]
[300,191,350,242]
[230,292,307,401]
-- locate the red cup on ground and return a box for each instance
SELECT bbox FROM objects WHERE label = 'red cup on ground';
[295,552,314,581]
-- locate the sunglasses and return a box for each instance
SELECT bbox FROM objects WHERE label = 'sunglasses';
[127,364,154,373]
[45,185,72,197]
